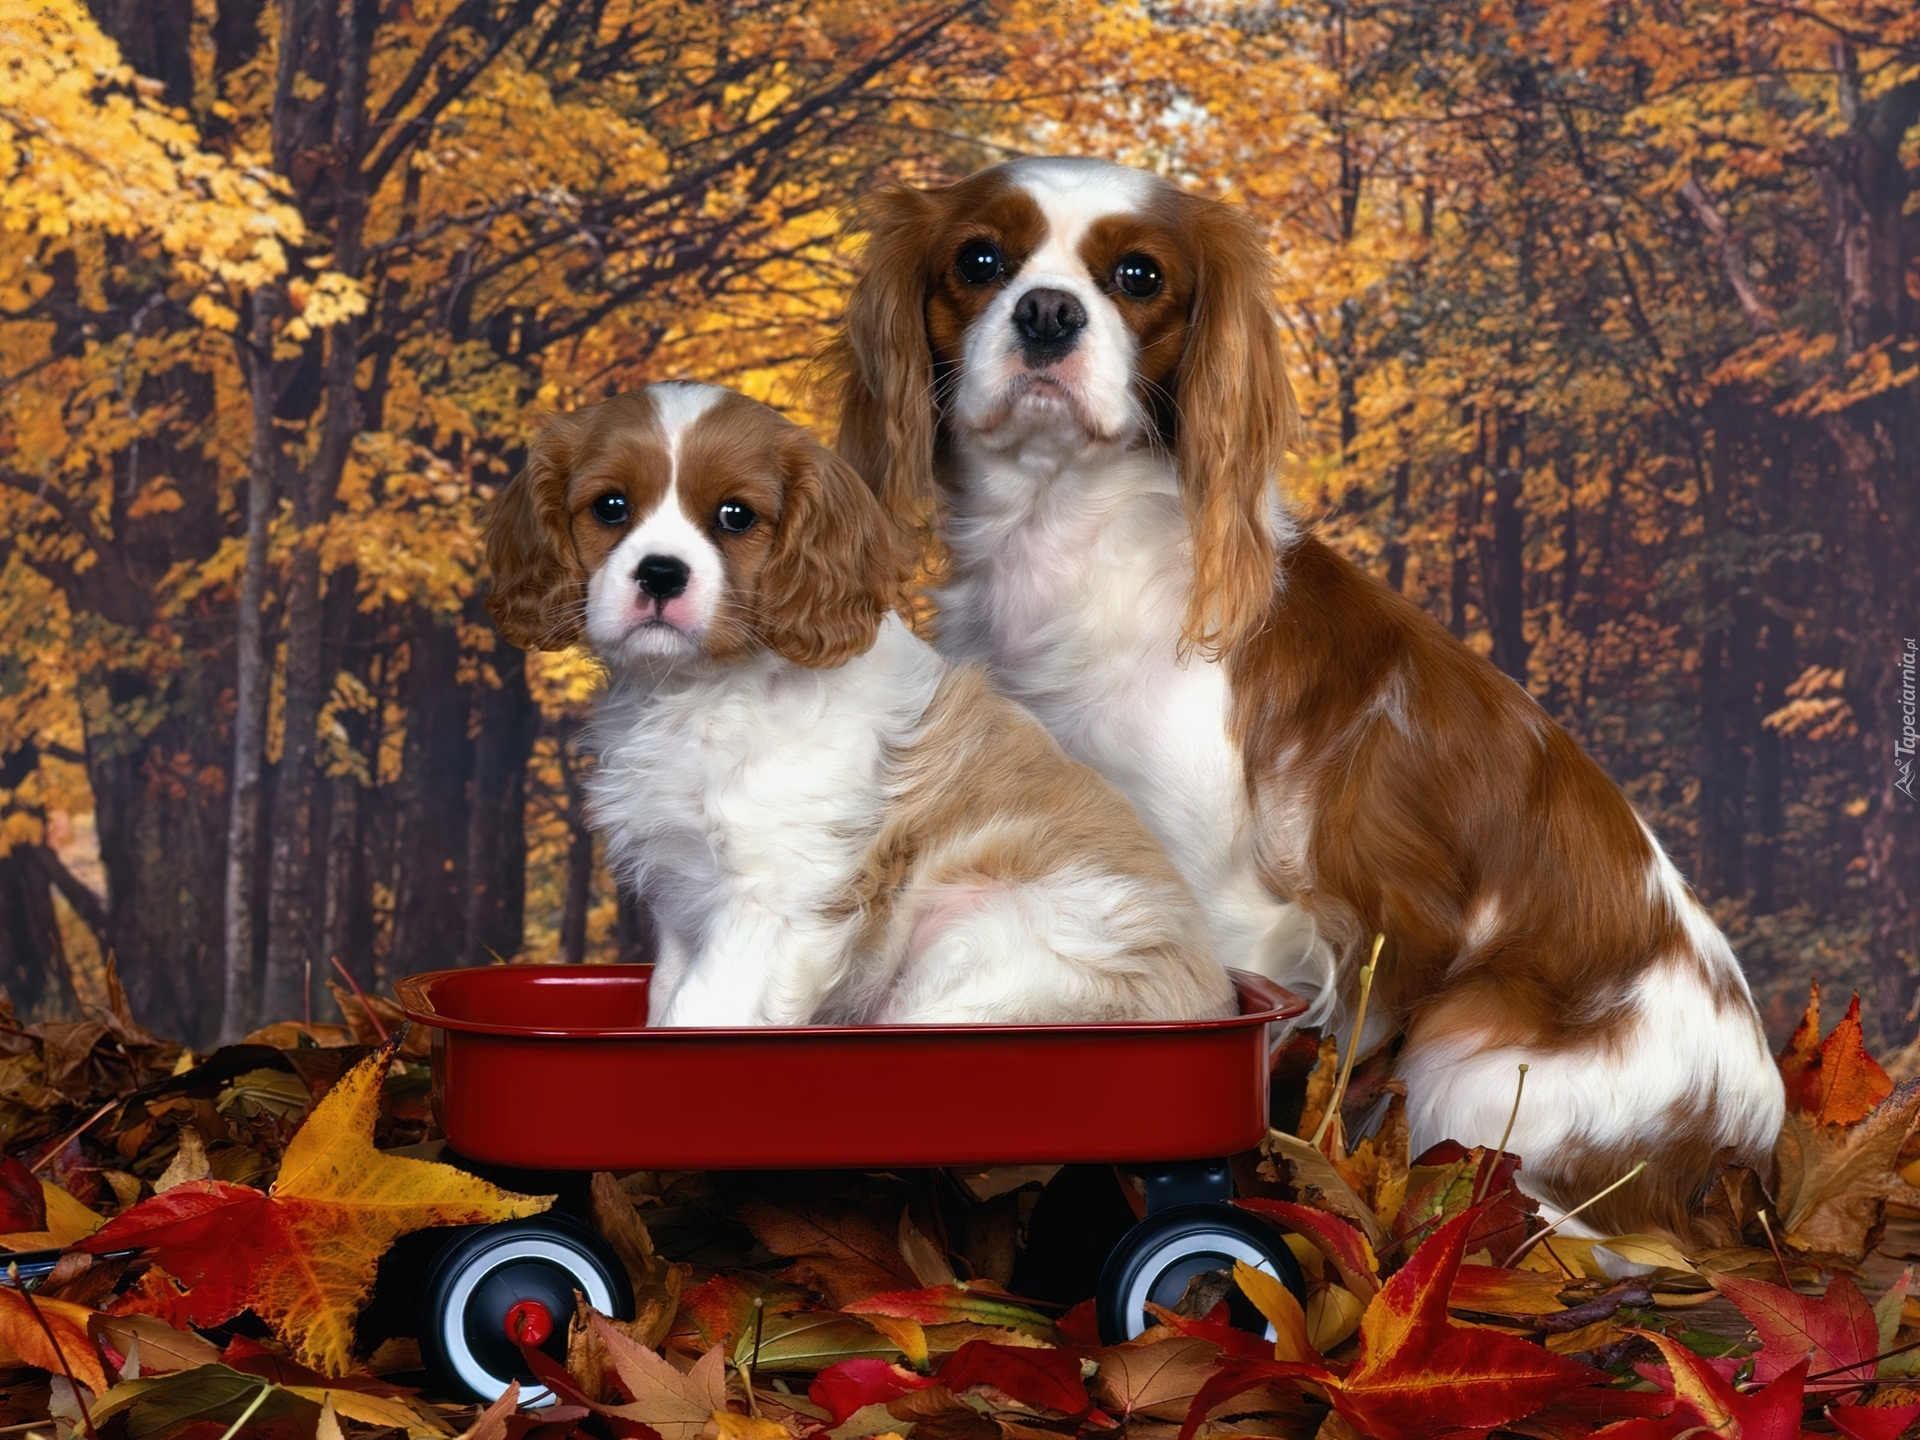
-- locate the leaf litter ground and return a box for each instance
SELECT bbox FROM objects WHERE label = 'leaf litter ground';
[4,973,1920,1439]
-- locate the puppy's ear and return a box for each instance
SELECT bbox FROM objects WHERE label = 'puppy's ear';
[483,418,587,650]
[1175,197,1300,658]
[757,433,903,669]
[830,185,940,541]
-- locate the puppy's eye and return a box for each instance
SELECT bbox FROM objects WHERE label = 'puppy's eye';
[955,239,1005,285]
[715,500,757,535]
[591,493,629,524]
[1113,253,1163,299]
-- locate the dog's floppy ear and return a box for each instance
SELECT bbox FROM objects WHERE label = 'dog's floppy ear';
[832,185,940,541]
[1175,197,1300,658]
[483,417,587,650]
[757,432,903,669]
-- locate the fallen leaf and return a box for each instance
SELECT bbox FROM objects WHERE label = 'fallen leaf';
[1775,1079,1920,1262]
[738,1198,919,1308]
[708,1411,794,1440]
[596,1316,731,1440]
[1447,1264,1568,1318]
[842,1284,1056,1341]
[454,1381,521,1440]
[80,1043,551,1373]
[1779,986,1893,1125]
[0,1287,108,1393]
[1088,1337,1220,1423]
[1261,1132,1387,1248]
[1709,1270,1878,1390]
[1826,1400,1920,1440]
[1235,1198,1379,1297]
[0,1155,44,1231]
[1179,1206,1631,1440]
[899,1207,958,1288]
[1628,1330,1807,1439]
[88,1364,319,1439]
[155,1127,211,1193]
[937,1340,1089,1416]
[809,1358,935,1426]
[1231,1260,1312,1362]
[591,1170,684,1348]
[91,1311,221,1375]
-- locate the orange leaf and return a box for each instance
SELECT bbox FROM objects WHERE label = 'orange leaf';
[1810,995,1893,1125]
[1776,984,1892,1124]
[0,1288,108,1394]
[1777,980,1823,1103]
[82,1045,550,1375]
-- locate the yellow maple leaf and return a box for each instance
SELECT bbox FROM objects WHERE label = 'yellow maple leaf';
[84,1045,551,1375]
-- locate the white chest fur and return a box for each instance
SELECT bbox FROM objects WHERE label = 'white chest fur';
[587,616,943,1023]
[936,449,1338,1020]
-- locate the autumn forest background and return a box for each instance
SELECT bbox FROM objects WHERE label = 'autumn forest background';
[0,0,1914,1054]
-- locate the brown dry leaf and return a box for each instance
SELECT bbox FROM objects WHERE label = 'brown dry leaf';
[156,1128,211,1193]
[589,1170,683,1347]
[91,1311,221,1375]
[737,1197,919,1307]
[1261,1131,1387,1248]
[453,1382,521,1440]
[899,1206,958,1288]
[1089,1337,1221,1422]
[1775,1078,1920,1263]
[593,1315,731,1440]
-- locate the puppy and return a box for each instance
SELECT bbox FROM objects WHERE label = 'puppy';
[483,382,1235,1028]
[831,157,1784,1234]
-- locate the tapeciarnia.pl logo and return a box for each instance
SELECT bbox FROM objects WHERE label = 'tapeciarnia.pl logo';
[1898,637,1917,800]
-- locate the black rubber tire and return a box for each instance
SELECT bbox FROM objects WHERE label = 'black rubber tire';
[418,1214,634,1405]
[1095,1203,1308,1345]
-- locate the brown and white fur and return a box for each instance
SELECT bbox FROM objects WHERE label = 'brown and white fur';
[484,382,1234,1027]
[832,156,1783,1235]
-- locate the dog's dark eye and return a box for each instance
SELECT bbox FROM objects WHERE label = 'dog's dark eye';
[715,500,757,535]
[1113,253,1163,299]
[591,493,629,524]
[955,239,1005,285]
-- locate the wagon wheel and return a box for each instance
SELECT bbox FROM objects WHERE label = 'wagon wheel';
[1095,1203,1307,1345]
[418,1214,634,1405]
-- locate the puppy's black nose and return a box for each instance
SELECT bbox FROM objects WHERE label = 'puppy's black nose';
[1013,287,1087,355]
[635,554,689,600]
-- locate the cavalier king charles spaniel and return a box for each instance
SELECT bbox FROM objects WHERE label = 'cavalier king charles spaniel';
[483,381,1235,1028]
[831,157,1784,1235]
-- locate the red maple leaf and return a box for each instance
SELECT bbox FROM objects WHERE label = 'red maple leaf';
[1179,1206,1634,1440]
[1604,1331,1807,1439]
[1827,1400,1920,1440]
[1709,1270,1879,1391]
[1236,1197,1380,1295]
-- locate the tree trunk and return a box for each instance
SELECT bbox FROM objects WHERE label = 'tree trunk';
[259,0,376,1024]
[220,292,281,1040]
[1482,410,1530,686]
[464,641,538,965]
[387,616,474,977]
[1825,63,1919,1038]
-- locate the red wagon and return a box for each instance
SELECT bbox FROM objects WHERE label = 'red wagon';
[397,963,1310,1404]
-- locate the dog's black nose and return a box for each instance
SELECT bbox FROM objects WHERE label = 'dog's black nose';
[635,554,690,600]
[1013,287,1087,355]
